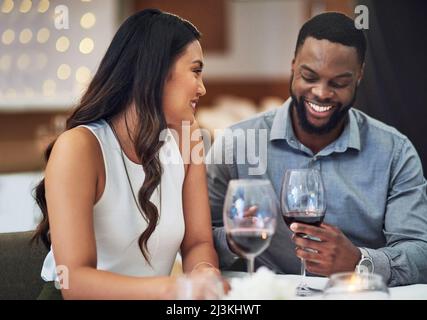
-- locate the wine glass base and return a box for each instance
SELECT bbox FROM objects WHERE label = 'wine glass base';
[296,284,324,297]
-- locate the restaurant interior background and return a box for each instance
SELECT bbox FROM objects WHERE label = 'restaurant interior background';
[0,0,426,235]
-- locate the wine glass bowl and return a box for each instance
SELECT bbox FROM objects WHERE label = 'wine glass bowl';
[223,179,278,275]
[280,169,326,296]
[281,169,326,227]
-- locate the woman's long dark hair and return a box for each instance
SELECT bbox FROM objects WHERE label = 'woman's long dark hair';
[32,9,201,262]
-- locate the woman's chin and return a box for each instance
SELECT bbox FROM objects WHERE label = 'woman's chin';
[167,117,195,130]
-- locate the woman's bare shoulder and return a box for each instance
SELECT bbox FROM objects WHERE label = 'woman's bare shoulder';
[47,126,103,174]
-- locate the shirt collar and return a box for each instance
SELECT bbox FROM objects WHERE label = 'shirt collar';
[270,98,361,152]
[270,98,294,142]
[345,110,361,151]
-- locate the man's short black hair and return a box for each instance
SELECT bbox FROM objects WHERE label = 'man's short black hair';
[295,12,366,64]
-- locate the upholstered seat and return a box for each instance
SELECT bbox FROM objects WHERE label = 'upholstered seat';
[0,231,48,300]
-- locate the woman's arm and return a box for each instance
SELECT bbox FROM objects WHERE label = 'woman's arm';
[179,122,219,274]
[45,128,174,299]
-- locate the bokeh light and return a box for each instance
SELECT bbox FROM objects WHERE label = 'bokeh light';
[5,88,17,99]
[79,37,94,54]
[19,28,33,44]
[17,54,30,70]
[42,79,56,96]
[80,12,96,29]
[0,55,13,72]
[36,53,48,70]
[36,28,50,43]
[2,29,15,45]
[56,36,70,52]
[57,64,71,80]
[1,0,14,13]
[37,0,49,13]
[19,0,31,13]
[75,66,91,84]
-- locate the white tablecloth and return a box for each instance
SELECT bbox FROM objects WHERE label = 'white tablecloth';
[223,271,427,300]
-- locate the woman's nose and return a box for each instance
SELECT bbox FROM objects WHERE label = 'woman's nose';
[198,80,206,97]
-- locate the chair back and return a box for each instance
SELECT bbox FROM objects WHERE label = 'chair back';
[0,230,48,299]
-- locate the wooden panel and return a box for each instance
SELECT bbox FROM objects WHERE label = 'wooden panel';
[0,77,290,172]
[134,0,228,52]
[0,112,68,173]
[201,79,290,107]
[306,0,355,19]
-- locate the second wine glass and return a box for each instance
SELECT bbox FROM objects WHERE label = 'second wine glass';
[223,179,278,275]
[281,169,326,296]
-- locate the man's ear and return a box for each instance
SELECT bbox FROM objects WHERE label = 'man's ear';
[291,58,296,74]
[357,62,365,85]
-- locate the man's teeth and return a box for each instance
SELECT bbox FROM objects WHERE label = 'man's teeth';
[191,102,196,109]
[307,101,333,113]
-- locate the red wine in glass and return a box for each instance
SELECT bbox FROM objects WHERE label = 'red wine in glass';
[223,179,278,275]
[283,211,325,226]
[283,211,325,237]
[281,169,326,296]
[227,228,273,257]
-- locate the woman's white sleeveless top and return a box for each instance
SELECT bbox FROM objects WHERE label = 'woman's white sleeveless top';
[41,119,185,280]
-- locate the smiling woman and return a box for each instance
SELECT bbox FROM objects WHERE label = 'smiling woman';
[163,40,206,128]
[30,8,222,300]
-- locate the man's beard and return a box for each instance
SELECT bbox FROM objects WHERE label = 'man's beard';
[290,85,357,135]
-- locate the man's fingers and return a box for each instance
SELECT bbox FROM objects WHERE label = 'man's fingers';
[295,247,323,263]
[292,234,324,252]
[290,223,327,239]
[243,205,258,218]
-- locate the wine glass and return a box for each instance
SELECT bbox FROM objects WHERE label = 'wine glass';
[223,179,278,275]
[323,272,390,300]
[280,169,326,296]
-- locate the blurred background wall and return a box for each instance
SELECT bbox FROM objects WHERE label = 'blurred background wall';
[0,0,426,232]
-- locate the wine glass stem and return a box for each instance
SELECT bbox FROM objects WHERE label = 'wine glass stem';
[247,256,255,275]
[301,258,306,279]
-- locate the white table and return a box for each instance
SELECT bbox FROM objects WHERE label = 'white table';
[223,271,427,300]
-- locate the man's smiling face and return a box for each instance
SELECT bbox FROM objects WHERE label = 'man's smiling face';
[290,37,363,135]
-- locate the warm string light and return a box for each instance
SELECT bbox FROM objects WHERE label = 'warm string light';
[36,28,50,43]
[19,0,31,13]
[57,64,71,80]
[42,79,56,96]
[36,53,47,70]
[19,28,32,44]
[0,55,12,72]
[80,12,96,29]
[1,0,102,102]
[1,0,14,14]
[2,29,15,45]
[75,66,91,85]
[79,37,94,54]
[17,54,30,70]
[56,36,70,52]
[38,0,49,13]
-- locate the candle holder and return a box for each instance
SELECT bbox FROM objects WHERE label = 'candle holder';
[323,272,389,300]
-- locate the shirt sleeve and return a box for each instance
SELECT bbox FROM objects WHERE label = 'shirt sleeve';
[206,134,240,269]
[369,138,427,286]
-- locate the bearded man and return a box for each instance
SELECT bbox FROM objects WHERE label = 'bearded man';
[207,12,427,287]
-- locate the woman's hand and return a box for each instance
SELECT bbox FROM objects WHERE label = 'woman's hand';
[190,262,231,296]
